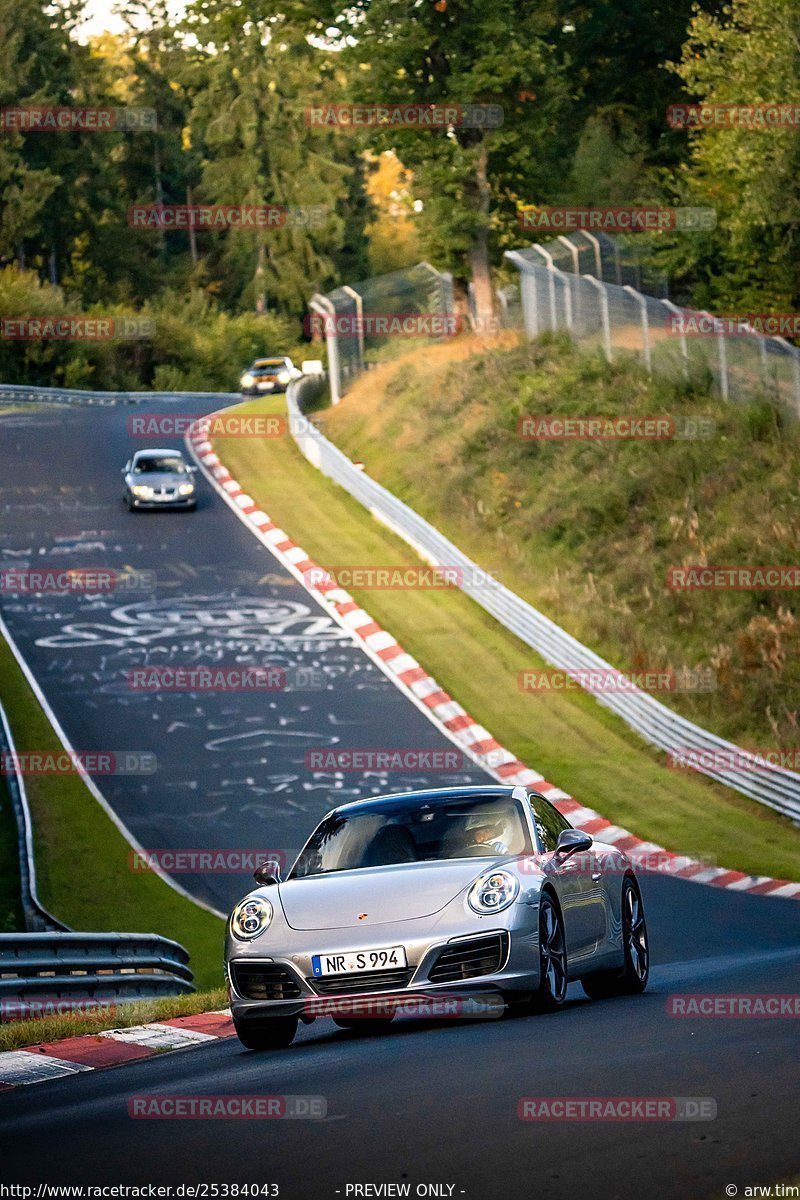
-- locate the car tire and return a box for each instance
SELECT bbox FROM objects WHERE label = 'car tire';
[332,1016,394,1033]
[233,1016,298,1050]
[531,892,568,1012]
[582,877,649,1000]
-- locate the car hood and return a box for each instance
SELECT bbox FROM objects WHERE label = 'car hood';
[127,472,188,487]
[277,859,496,930]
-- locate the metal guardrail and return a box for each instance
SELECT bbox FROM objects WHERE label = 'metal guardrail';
[0,696,196,1007]
[0,701,66,932]
[0,933,194,1005]
[0,383,239,407]
[287,379,800,823]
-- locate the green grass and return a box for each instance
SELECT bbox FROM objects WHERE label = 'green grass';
[325,333,800,751]
[0,987,228,1053]
[215,390,800,882]
[0,635,225,990]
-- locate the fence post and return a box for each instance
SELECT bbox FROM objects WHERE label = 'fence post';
[341,285,364,371]
[557,235,581,328]
[706,313,729,401]
[774,337,800,417]
[504,252,538,339]
[660,299,689,380]
[744,322,769,391]
[496,288,507,326]
[557,235,580,276]
[623,285,651,374]
[583,232,603,280]
[310,294,341,405]
[555,267,573,333]
[531,245,558,330]
[584,275,612,362]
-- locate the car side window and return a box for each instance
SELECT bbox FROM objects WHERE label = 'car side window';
[529,794,572,852]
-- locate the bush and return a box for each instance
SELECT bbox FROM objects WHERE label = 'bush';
[0,267,305,392]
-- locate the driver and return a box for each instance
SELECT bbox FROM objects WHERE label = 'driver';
[469,819,510,854]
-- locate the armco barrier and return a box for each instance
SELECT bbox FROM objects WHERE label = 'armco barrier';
[287,378,800,823]
[0,699,196,1006]
[0,701,66,932]
[0,933,194,1006]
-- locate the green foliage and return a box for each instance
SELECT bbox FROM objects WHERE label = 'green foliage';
[0,265,299,389]
[661,0,800,310]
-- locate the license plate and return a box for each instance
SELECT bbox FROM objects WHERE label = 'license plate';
[311,946,407,977]
[257,380,275,390]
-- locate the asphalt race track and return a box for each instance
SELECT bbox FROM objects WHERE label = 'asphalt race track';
[0,399,798,1198]
[0,399,488,911]
[0,877,798,1198]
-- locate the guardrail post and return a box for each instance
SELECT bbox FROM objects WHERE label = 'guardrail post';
[623,284,651,374]
[584,275,612,362]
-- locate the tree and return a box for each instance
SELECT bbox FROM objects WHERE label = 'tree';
[363,150,422,275]
[300,0,569,326]
[0,0,79,270]
[663,0,800,311]
[179,0,357,315]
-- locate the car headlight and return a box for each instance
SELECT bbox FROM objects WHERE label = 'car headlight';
[178,482,194,495]
[468,869,519,915]
[131,484,153,497]
[230,896,273,941]
[277,371,290,384]
[240,373,255,387]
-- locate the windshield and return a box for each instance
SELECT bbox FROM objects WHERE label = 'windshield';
[253,359,285,370]
[291,795,531,878]
[133,456,188,474]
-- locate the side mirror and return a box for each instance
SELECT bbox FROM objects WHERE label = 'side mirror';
[554,828,592,860]
[253,859,282,886]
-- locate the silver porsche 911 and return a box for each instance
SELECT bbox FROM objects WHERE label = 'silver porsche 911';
[225,785,650,1050]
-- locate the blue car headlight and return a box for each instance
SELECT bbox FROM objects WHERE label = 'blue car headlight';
[230,896,273,941]
[468,869,519,914]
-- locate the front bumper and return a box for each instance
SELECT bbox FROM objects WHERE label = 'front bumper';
[127,493,196,509]
[240,381,285,395]
[227,912,541,1023]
